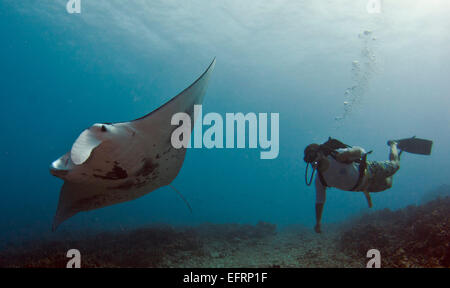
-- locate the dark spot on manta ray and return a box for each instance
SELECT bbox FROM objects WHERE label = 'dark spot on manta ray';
[101,125,107,132]
[108,179,149,190]
[156,154,160,159]
[135,158,159,177]
[93,164,128,180]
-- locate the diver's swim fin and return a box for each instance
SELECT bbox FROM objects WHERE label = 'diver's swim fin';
[391,136,433,155]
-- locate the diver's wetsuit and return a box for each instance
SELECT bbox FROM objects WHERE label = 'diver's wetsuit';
[365,160,400,192]
[315,148,361,204]
[315,147,400,205]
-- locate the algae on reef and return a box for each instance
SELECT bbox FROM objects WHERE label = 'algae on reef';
[338,196,450,267]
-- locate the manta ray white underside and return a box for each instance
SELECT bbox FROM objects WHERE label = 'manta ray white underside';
[50,59,215,231]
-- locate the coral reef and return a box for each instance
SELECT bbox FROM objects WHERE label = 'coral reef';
[0,225,201,268]
[420,184,450,204]
[338,196,450,267]
[0,222,277,268]
[1,193,448,268]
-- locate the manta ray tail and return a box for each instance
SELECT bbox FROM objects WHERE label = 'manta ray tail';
[169,184,193,214]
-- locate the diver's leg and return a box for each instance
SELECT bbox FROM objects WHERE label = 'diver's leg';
[365,162,398,192]
[388,142,400,181]
[385,141,400,177]
[389,141,400,163]
[364,143,401,193]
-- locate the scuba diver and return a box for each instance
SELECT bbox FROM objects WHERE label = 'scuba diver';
[303,137,433,233]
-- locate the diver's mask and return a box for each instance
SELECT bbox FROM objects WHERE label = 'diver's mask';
[303,144,321,186]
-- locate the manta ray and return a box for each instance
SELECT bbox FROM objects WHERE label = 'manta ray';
[50,59,216,231]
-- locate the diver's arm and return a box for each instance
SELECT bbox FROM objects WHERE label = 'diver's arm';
[315,176,326,233]
[315,203,324,233]
[335,146,366,162]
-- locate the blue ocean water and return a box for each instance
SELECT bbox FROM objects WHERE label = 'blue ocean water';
[0,0,449,243]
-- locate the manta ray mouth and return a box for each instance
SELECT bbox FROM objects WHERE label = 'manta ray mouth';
[50,165,69,178]
[50,156,70,178]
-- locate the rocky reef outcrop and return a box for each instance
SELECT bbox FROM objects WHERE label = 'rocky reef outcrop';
[338,196,450,267]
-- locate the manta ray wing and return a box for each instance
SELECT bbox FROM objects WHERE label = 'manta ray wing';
[52,59,215,230]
